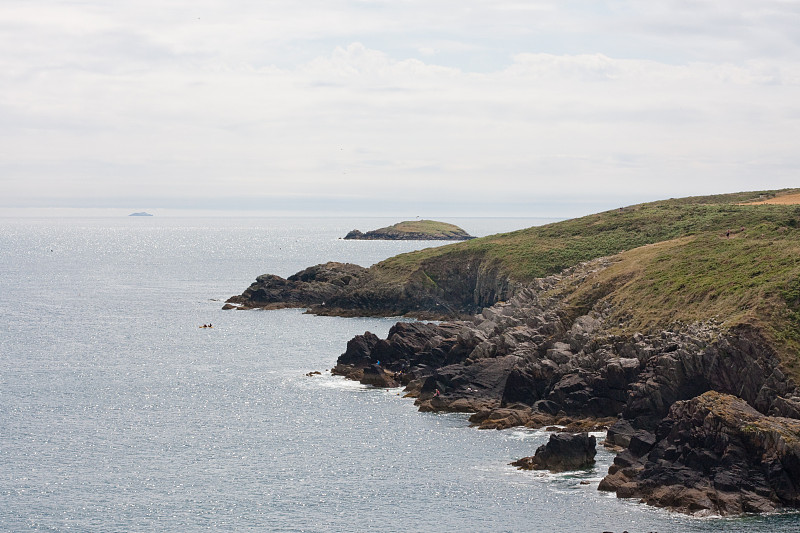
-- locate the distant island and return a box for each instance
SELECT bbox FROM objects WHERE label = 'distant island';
[344,220,475,240]
[128,212,153,217]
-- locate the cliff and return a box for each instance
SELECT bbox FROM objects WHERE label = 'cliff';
[598,391,800,515]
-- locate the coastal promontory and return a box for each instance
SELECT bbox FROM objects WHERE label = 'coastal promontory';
[344,220,475,240]
[228,188,800,516]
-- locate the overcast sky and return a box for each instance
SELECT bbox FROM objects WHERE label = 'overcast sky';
[1,1,799,216]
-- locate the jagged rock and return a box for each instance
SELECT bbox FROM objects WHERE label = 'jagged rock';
[599,391,800,516]
[359,364,399,388]
[414,356,521,413]
[511,432,597,472]
[338,331,381,367]
[770,396,800,419]
[226,262,369,309]
[605,419,637,448]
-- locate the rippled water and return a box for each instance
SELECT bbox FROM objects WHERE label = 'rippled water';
[1,217,798,532]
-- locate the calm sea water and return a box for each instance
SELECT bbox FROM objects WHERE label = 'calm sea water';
[1,217,798,533]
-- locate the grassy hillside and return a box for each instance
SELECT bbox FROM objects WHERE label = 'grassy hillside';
[560,222,800,376]
[377,189,800,282]
[388,220,468,236]
[372,187,800,376]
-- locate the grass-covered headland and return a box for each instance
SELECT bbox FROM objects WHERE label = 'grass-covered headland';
[234,188,800,374]
[322,189,800,517]
[367,189,800,369]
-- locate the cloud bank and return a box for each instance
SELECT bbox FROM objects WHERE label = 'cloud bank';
[1,1,798,215]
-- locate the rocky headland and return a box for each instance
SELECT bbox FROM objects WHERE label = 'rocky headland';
[228,189,800,516]
[344,220,475,240]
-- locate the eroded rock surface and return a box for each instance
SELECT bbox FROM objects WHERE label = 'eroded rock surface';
[512,432,597,472]
[598,391,800,515]
[225,262,369,311]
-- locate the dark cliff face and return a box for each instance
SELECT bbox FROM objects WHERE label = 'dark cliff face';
[224,252,517,317]
[599,391,800,516]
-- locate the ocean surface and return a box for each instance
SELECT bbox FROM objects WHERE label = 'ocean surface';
[2,216,799,533]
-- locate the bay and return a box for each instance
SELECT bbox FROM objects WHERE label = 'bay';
[1,217,797,532]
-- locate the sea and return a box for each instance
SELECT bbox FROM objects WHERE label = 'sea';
[1,216,798,533]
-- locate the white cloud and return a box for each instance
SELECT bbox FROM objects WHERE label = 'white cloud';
[0,1,798,213]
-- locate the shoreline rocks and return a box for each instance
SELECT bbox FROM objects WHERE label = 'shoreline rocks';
[511,432,597,472]
[598,391,800,516]
[223,258,504,318]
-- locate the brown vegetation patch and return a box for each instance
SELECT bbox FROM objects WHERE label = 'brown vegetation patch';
[743,191,800,205]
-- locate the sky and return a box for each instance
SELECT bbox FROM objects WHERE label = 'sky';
[1,0,799,217]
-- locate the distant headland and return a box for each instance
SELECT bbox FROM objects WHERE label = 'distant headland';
[344,220,475,240]
[128,212,153,217]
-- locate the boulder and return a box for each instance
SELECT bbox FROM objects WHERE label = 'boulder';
[511,432,597,472]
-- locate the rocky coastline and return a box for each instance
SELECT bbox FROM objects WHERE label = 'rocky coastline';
[327,256,800,516]
[225,190,800,516]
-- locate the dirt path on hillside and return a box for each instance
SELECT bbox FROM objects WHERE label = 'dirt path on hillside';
[743,192,800,205]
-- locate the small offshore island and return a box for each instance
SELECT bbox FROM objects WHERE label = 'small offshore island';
[227,189,800,517]
[128,211,153,217]
[344,219,475,240]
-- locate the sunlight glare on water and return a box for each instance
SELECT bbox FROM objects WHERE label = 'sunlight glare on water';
[1,217,798,532]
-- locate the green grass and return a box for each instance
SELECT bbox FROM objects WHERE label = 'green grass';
[552,222,800,379]
[360,219,472,239]
[376,189,800,283]
[389,220,467,234]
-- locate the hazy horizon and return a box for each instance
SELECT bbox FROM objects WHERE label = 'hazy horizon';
[2,1,798,213]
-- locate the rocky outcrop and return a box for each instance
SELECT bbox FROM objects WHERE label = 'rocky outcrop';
[338,261,800,424]
[224,251,520,317]
[225,262,369,310]
[511,432,597,472]
[598,391,800,515]
[332,258,797,427]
